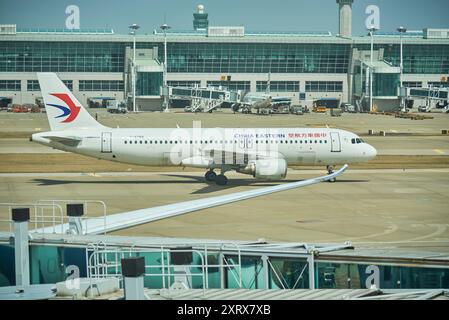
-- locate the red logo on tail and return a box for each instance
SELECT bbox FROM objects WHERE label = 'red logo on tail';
[48,93,81,123]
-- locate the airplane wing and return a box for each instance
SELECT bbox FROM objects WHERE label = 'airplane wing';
[42,135,82,147]
[32,164,348,235]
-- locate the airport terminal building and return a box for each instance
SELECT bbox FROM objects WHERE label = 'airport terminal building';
[0,2,448,111]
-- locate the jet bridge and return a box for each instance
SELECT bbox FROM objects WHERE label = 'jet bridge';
[408,87,448,101]
[406,87,449,112]
[169,86,242,113]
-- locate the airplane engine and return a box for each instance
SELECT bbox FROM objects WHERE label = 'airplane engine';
[238,159,288,180]
[181,156,212,168]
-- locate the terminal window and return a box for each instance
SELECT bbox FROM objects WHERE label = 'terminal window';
[428,81,448,88]
[0,80,21,91]
[305,81,343,92]
[0,41,125,73]
[27,80,73,91]
[206,81,250,91]
[402,81,422,88]
[356,43,449,75]
[256,81,300,92]
[167,43,350,74]
[79,80,124,91]
[167,81,201,87]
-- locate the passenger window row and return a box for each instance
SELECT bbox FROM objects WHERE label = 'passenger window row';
[123,139,328,145]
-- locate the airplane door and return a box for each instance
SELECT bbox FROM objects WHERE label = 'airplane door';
[238,136,253,150]
[330,132,341,152]
[101,132,112,153]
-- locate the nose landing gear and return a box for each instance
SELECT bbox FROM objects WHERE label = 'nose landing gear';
[327,165,336,182]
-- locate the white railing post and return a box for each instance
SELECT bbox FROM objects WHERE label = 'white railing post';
[12,208,31,287]
[122,257,146,300]
[67,203,84,235]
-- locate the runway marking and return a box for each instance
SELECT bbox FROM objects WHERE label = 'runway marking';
[324,222,399,242]
[393,188,425,194]
[352,224,449,245]
[397,224,448,243]
[87,173,102,177]
[433,149,445,154]
[353,240,449,244]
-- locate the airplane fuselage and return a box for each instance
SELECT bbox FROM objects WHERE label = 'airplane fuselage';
[33,72,377,185]
[32,127,377,168]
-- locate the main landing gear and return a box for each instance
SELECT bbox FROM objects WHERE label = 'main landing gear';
[215,174,228,186]
[327,165,336,183]
[205,170,216,182]
[204,169,228,185]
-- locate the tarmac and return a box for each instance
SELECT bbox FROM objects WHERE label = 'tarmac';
[0,109,448,252]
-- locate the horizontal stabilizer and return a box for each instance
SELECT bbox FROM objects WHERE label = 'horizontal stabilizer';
[43,135,82,147]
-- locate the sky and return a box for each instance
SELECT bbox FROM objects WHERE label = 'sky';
[0,0,448,36]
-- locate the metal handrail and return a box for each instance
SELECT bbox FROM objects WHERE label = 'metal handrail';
[86,246,237,293]
[0,202,64,234]
[121,240,244,289]
[37,200,108,235]
[84,240,246,291]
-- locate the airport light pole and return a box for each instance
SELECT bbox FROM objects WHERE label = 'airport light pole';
[129,24,140,113]
[160,23,171,112]
[397,26,407,111]
[368,27,378,112]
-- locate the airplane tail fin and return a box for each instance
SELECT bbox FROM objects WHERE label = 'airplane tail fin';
[37,73,104,131]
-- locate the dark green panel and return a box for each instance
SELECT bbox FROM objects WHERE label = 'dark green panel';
[29,245,87,285]
[373,73,399,96]
[316,262,449,289]
[225,255,263,289]
[269,258,309,289]
[30,246,65,284]
[0,245,15,287]
[136,72,163,96]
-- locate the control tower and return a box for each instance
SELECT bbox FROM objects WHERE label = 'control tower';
[193,4,209,31]
[336,0,354,37]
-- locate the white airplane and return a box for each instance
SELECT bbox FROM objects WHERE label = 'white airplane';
[31,73,377,186]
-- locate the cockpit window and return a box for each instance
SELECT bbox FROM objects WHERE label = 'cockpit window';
[352,138,365,144]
